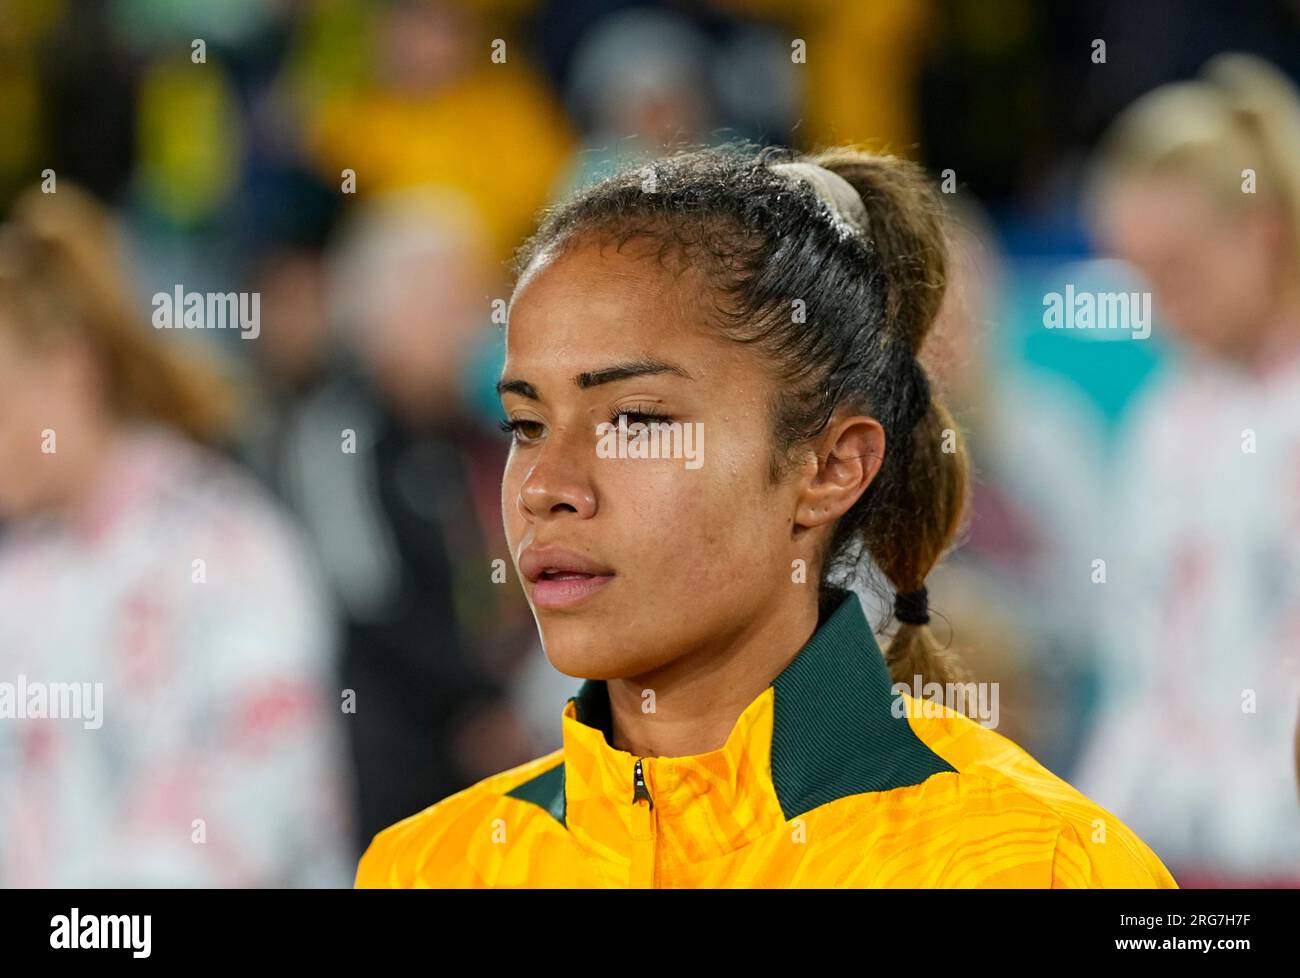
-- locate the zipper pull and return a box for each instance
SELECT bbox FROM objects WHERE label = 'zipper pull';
[630,757,656,888]
[633,757,653,808]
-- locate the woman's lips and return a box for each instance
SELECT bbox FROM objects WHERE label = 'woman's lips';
[531,571,614,610]
[518,545,615,609]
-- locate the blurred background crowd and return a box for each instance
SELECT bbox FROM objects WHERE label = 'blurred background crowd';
[0,0,1297,888]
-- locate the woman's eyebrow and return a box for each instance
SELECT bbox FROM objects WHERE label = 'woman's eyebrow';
[496,357,693,401]
[575,357,693,389]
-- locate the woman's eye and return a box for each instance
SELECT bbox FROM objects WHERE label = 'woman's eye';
[498,408,674,445]
[608,408,672,426]
[497,418,545,443]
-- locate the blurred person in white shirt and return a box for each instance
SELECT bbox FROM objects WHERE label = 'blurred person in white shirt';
[1078,54,1300,886]
[0,184,353,886]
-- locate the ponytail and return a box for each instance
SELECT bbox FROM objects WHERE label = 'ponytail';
[816,150,973,690]
[875,396,972,687]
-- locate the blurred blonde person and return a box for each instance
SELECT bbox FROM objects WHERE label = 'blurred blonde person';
[0,186,352,886]
[1078,54,1300,886]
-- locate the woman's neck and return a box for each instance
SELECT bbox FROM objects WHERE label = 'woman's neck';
[602,590,825,758]
[44,420,131,535]
[1246,286,1300,377]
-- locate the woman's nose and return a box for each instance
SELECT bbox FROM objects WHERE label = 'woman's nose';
[516,428,597,521]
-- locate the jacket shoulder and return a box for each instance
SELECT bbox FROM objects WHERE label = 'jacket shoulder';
[354,748,564,888]
[901,696,1178,888]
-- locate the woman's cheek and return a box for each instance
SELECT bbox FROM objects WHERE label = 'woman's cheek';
[500,465,528,545]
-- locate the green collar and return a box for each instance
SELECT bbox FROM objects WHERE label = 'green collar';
[508,587,955,824]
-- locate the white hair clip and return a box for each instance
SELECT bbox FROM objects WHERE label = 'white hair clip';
[770,161,868,232]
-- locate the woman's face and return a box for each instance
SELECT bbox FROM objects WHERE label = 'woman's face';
[500,236,815,680]
[0,321,99,519]
[1097,174,1288,359]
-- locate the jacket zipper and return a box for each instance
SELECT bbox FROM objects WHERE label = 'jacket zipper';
[630,757,656,888]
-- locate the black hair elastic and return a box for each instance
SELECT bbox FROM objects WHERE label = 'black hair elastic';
[893,586,930,625]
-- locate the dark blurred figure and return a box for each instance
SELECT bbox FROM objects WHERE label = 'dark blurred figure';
[30,0,138,206]
[244,186,537,855]
[554,6,719,192]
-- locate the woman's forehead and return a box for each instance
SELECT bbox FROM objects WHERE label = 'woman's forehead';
[514,230,710,305]
[510,247,714,346]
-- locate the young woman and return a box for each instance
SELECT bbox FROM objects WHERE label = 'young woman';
[355,145,1177,887]
[0,186,352,886]
[1074,54,1300,886]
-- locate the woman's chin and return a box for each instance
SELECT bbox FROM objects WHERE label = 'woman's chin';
[541,631,670,682]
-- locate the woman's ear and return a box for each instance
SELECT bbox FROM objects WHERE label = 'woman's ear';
[794,415,885,530]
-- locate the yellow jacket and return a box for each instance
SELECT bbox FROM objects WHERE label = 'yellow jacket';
[356,589,1177,887]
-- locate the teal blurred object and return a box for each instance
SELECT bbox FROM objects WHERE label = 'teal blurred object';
[1002,258,1170,437]
[462,320,510,429]
[111,0,278,45]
